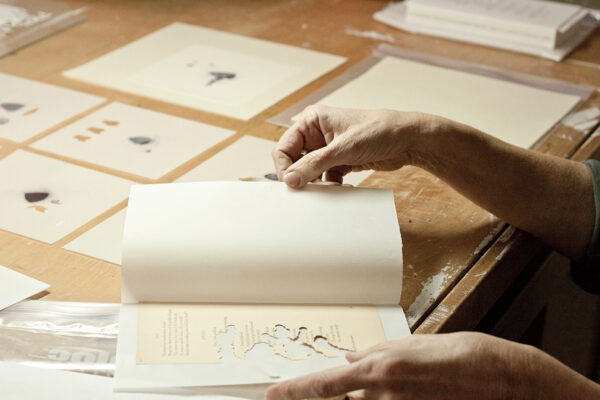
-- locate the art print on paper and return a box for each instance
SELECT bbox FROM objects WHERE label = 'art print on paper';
[130,44,303,107]
[0,151,133,243]
[0,73,105,142]
[33,102,235,180]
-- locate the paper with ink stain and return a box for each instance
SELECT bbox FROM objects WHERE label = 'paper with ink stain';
[32,102,235,180]
[0,72,104,142]
[64,23,346,120]
[131,44,302,107]
[0,150,133,243]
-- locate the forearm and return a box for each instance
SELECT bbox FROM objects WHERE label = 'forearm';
[408,114,595,259]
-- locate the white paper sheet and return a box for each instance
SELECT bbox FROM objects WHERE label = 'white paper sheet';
[0,265,49,310]
[0,362,245,400]
[122,182,403,304]
[64,23,346,120]
[0,72,105,142]
[64,208,127,264]
[176,135,373,185]
[309,56,580,149]
[0,150,134,243]
[32,102,235,180]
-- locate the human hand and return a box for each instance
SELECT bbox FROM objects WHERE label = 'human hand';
[265,332,600,400]
[272,105,426,188]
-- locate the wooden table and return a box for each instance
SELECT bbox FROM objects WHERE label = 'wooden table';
[1,0,599,376]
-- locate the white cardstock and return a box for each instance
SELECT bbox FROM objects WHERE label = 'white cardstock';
[0,150,134,243]
[177,135,372,185]
[310,56,581,149]
[32,102,235,180]
[0,72,105,142]
[64,208,127,265]
[0,265,49,310]
[64,23,346,120]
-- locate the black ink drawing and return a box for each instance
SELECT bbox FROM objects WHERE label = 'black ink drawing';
[1,103,24,112]
[207,72,236,86]
[264,173,278,181]
[129,136,153,153]
[129,136,152,145]
[24,192,49,203]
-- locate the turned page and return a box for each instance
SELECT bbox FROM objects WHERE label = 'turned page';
[122,181,403,305]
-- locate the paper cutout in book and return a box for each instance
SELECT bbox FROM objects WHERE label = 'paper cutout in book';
[136,303,386,365]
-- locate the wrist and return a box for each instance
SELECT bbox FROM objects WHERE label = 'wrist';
[401,112,453,171]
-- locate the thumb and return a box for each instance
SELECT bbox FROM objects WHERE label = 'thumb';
[283,145,344,189]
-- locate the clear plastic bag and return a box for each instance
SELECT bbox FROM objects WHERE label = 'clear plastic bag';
[0,300,119,377]
[0,0,85,58]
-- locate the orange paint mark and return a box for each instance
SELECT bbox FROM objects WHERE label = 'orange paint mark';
[87,127,104,134]
[103,120,119,126]
[23,107,38,116]
[74,135,91,142]
[28,205,46,213]
[238,177,254,182]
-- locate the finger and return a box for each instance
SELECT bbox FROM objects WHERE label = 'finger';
[324,165,352,184]
[272,121,306,180]
[345,341,395,363]
[347,389,367,400]
[284,143,348,189]
[265,362,369,400]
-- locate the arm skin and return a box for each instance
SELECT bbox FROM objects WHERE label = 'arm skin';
[269,105,600,400]
[272,105,595,259]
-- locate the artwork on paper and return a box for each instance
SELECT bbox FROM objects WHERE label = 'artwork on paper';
[0,73,105,142]
[0,150,133,243]
[64,23,346,120]
[64,208,126,265]
[130,44,302,107]
[32,102,235,180]
[177,135,372,186]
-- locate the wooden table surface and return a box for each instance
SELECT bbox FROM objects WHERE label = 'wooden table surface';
[0,0,599,332]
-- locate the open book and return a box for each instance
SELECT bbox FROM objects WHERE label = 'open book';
[114,182,409,397]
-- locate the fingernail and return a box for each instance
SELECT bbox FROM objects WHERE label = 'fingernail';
[284,171,302,188]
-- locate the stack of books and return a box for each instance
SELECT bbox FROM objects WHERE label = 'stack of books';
[374,0,599,61]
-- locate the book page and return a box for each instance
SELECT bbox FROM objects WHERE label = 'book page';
[122,182,403,305]
[136,303,386,365]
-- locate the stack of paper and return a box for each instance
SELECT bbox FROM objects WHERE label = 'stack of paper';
[374,0,599,61]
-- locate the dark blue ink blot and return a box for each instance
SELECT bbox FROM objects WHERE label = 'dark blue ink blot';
[1,103,24,112]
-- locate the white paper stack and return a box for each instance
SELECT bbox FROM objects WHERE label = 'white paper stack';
[374,0,599,61]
